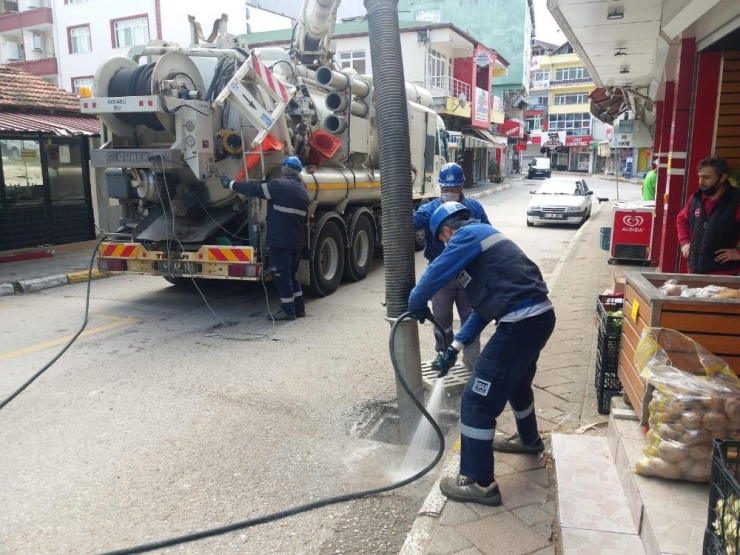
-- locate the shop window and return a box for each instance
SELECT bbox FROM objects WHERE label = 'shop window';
[338,50,366,74]
[1,139,44,208]
[526,115,543,133]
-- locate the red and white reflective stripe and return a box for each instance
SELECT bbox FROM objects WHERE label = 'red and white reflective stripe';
[252,54,289,103]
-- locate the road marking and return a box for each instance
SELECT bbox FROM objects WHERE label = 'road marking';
[0,313,137,362]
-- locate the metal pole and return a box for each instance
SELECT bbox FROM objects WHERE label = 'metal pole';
[365,0,424,440]
[615,146,620,200]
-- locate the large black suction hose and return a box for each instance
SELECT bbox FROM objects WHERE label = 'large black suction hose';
[364,0,415,319]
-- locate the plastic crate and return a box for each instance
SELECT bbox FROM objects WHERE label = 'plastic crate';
[704,441,740,555]
[594,295,624,414]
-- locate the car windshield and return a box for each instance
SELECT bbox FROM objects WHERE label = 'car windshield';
[536,182,579,196]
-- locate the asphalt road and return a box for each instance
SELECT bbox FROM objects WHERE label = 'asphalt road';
[0,174,640,555]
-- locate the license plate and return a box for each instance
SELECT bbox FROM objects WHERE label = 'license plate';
[158,261,202,274]
[544,213,564,219]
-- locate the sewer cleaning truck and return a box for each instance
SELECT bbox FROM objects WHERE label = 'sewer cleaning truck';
[81,0,447,296]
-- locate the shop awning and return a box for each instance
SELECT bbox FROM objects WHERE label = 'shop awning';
[497,118,524,139]
[473,129,507,149]
[589,88,627,124]
[0,112,100,136]
[462,134,496,149]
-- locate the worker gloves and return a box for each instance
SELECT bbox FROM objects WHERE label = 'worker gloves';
[433,346,459,379]
[408,306,433,324]
[220,176,233,189]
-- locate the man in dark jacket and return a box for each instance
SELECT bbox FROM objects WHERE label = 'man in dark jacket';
[222,156,311,320]
[408,202,555,507]
[676,157,740,274]
[413,163,490,368]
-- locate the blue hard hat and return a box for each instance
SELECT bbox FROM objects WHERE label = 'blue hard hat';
[438,163,465,188]
[430,201,471,238]
[282,156,303,171]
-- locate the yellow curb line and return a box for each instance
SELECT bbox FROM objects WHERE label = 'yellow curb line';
[66,269,112,284]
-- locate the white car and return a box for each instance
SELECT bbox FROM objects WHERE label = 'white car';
[527,179,593,227]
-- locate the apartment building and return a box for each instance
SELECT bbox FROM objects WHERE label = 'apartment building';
[523,41,612,173]
[0,0,57,83]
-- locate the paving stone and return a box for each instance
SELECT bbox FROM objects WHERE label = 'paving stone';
[532,547,556,555]
[512,504,553,526]
[535,407,564,422]
[457,512,551,555]
[498,473,548,510]
[521,468,550,488]
[429,525,474,555]
[494,459,518,477]
[468,503,507,518]
[533,521,553,541]
[495,452,546,473]
[533,372,573,389]
[440,502,481,527]
[453,549,485,555]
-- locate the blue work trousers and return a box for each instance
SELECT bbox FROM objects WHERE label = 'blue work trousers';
[459,309,556,483]
[270,247,304,316]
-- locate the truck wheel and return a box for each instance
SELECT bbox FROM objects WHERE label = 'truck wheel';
[343,215,375,282]
[310,220,345,296]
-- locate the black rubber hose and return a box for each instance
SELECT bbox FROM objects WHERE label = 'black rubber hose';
[364,0,415,319]
[108,63,165,131]
[98,313,447,554]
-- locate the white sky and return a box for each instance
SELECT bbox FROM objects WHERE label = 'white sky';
[533,0,564,46]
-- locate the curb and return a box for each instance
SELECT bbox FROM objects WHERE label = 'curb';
[1,269,113,296]
[467,183,511,200]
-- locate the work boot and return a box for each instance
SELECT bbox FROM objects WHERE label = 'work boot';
[492,432,544,455]
[270,309,296,321]
[439,475,502,506]
[295,310,306,318]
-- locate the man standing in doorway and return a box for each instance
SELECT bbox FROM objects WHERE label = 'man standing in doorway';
[413,163,490,368]
[642,161,657,201]
[676,157,740,275]
[222,156,311,320]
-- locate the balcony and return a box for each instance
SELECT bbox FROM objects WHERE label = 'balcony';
[0,6,52,33]
[6,55,57,76]
[425,75,472,103]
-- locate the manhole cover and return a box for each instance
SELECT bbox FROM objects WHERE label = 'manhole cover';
[350,401,459,446]
[421,360,470,392]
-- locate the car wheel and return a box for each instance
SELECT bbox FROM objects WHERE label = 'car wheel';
[526,220,534,227]
[527,172,533,179]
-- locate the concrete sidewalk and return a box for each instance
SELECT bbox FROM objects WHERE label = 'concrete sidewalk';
[401,203,620,555]
[0,179,517,297]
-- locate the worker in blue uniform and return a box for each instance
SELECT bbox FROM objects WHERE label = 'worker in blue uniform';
[221,156,311,321]
[408,202,556,506]
[413,163,490,369]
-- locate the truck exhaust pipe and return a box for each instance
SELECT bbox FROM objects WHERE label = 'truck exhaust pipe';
[324,114,347,133]
[315,66,370,98]
[325,92,369,117]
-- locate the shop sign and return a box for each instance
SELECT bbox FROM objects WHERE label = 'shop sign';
[473,87,490,126]
[514,144,526,151]
[492,95,504,112]
[617,119,634,134]
[606,127,614,139]
[21,148,38,162]
[541,131,564,150]
[476,51,492,67]
[448,134,461,149]
[498,118,524,138]
[565,135,592,147]
[617,133,633,148]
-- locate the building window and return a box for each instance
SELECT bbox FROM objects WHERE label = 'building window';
[338,50,366,74]
[428,48,450,79]
[553,66,590,83]
[72,76,94,95]
[553,92,589,105]
[531,70,550,86]
[68,25,91,54]
[526,115,543,133]
[112,15,150,49]
[548,112,592,136]
[415,9,440,22]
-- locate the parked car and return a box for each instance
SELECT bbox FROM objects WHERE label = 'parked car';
[527,157,552,179]
[527,179,593,227]
[0,139,23,160]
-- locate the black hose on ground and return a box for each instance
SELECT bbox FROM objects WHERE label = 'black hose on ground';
[364,0,416,319]
[98,313,447,554]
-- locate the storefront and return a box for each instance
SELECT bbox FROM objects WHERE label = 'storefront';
[0,67,99,252]
[460,133,495,187]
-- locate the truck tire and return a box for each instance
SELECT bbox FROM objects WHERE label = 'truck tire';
[343,214,375,282]
[310,220,345,296]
